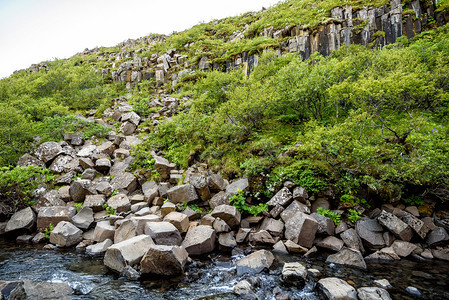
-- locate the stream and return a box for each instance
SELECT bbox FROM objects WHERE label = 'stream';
[0,238,448,299]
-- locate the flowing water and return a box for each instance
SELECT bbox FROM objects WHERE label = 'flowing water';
[0,238,448,299]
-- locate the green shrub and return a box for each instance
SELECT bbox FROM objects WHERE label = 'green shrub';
[43,223,55,240]
[230,188,268,217]
[347,209,362,223]
[316,207,341,226]
[403,195,425,206]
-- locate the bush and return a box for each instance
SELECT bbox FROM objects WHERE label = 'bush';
[316,207,341,226]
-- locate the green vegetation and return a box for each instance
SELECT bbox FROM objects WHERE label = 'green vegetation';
[75,202,83,212]
[103,203,117,217]
[43,223,55,240]
[230,189,269,216]
[347,209,362,223]
[317,207,342,225]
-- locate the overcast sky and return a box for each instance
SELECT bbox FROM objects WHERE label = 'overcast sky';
[0,0,280,79]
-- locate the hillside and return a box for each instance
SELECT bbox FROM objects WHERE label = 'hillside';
[1,0,449,216]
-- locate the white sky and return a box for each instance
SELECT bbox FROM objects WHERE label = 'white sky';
[0,0,281,79]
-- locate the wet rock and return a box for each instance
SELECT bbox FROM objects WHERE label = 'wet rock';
[122,265,140,280]
[140,245,189,275]
[236,250,274,275]
[111,172,137,193]
[373,279,392,289]
[356,219,386,249]
[318,277,357,300]
[357,287,392,300]
[142,181,159,202]
[340,228,365,254]
[208,173,227,192]
[83,194,106,212]
[50,221,83,247]
[326,248,367,270]
[281,201,311,222]
[377,210,413,242]
[233,280,256,299]
[9,280,72,300]
[317,236,344,252]
[114,219,137,243]
[86,239,113,256]
[285,211,318,248]
[93,221,115,242]
[267,187,293,207]
[16,235,33,243]
[145,222,182,246]
[34,141,63,164]
[164,211,189,233]
[391,240,417,257]
[5,207,36,234]
[69,179,94,202]
[432,247,449,261]
[260,217,284,237]
[182,225,216,255]
[107,193,131,213]
[285,240,308,254]
[167,184,198,204]
[211,204,241,229]
[273,240,288,254]
[72,207,94,230]
[405,286,421,297]
[225,178,249,196]
[37,206,76,231]
[426,227,449,246]
[282,262,307,287]
[104,235,154,273]
[365,247,400,261]
[218,232,237,252]
[209,191,230,209]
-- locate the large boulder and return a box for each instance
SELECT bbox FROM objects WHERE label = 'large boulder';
[209,191,230,209]
[49,155,73,174]
[285,211,318,248]
[107,194,131,213]
[377,210,413,242]
[317,236,344,252]
[312,212,335,235]
[325,248,367,270]
[69,179,94,202]
[164,212,190,233]
[49,221,83,247]
[236,250,274,275]
[356,219,386,249]
[208,173,227,192]
[111,172,137,193]
[34,141,62,164]
[130,215,161,235]
[37,206,76,231]
[153,155,176,180]
[225,178,249,196]
[391,240,417,257]
[32,190,65,212]
[93,221,115,242]
[142,181,159,203]
[427,227,449,246]
[260,218,284,237]
[340,228,365,254]
[114,219,137,243]
[190,174,211,201]
[71,207,94,230]
[267,187,293,207]
[282,262,307,287]
[167,184,198,204]
[357,287,392,300]
[182,225,216,255]
[104,235,154,273]
[318,277,357,300]
[280,201,311,222]
[211,205,241,229]
[145,222,182,246]
[8,280,72,300]
[5,207,36,234]
[140,245,189,276]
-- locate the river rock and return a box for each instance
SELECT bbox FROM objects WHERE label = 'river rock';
[104,235,154,273]
[340,228,365,254]
[391,240,417,257]
[312,212,335,235]
[153,155,176,180]
[431,247,449,261]
[317,236,344,252]
[93,221,115,242]
[281,201,311,222]
[140,245,188,275]
[167,184,198,204]
[405,286,421,297]
[164,211,189,233]
[8,280,72,300]
[142,181,159,202]
[71,207,94,230]
[182,225,216,255]
[145,222,182,246]
[318,277,357,300]
[69,179,94,202]
[377,210,413,242]
[111,172,137,193]
[282,262,307,287]
[36,206,76,231]
[426,227,449,246]
[267,187,293,207]
[107,193,131,213]
[208,173,227,192]
[225,178,249,196]
[5,207,36,234]
[211,204,241,229]
[374,279,393,289]
[114,219,137,243]
[236,250,274,275]
[357,287,392,300]
[326,248,367,270]
[86,238,113,256]
[285,211,318,248]
[34,141,63,164]
[356,219,386,249]
[233,280,256,299]
[49,221,83,247]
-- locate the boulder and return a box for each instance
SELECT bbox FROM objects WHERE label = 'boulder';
[317,236,344,252]
[34,141,62,164]
[114,219,137,243]
[77,144,97,157]
[8,281,72,300]
[282,262,307,287]
[260,217,284,237]
[95,158,111,173]
[5,207,36,234]
[357,287,392,300]
[281,201,311,222]
[213,217,231,233]
[79,157,94,169]
[120,121,136,135]
[32,190,65,212]
[142,181,159,202]
[145,222,182,246]
[236,250,274,275]
[431,247,449,261]
[401,213,428,239]
[190,174,211,201]
[426,227,449,246]
[377,210,413,242]
[225,178,249,196]
[211,204,241,229]
[49,221,83,247]
[121,111,141,126]
[318,277,357,300]
[83,194,106,212]
[248,230,276,246]
[110,172,137,193]
[365,247,401,261]
[140,245,188,275]
[86,239,113,256]
[285,211,318,248]
[36,206,76,231]
[218,232,237,251]
[97,141,115,156]
[209,191,230,208]
[312,212,335,235]
[164,212,190,233]
[273,240,289,254]
[182,225,216,255]
[71,207,94,230]
[161,202,176,216]
[69,179,94,202]
[96,182,113,197]
[131,215,161,235]
[167,184,198,204]
[356,219,386,249]
[107,194,131,213]
[93,221,115,242]
[325,248,367,270]
[292,186,308,203]
[17,153,45,168]
[49,155,73,173]
[208,173,227,192]
[285,240,308,254]
[182,206,201,221]
[340,228,365,254]
[104,235,154,273]
[153,155,176,180]
[267,187,293,207]
[391,240,417,257]
[233,280,255,299]
[54,171,76,186]
[236,228,251,243]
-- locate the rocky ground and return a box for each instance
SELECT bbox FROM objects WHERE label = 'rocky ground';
[1,97,449,300]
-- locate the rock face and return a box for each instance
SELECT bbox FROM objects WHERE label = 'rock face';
[211,205,241,229]
[145,222,182,246]
[377,210,413,242]
[104,235,154,273]
[235,250,274,275]
[182,225,216,255]
[140,245,189,276]
[318,277,357,300]
[5,207,36,233]
[325,248,367,270]
[49,221,83,247]
[285,211,318,248]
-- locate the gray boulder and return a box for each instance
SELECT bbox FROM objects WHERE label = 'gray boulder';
[164,212,189,233]
[34,141,62,164]
[111,172,137,193]
[260,217,284,237]
[145,222,182,246]
[285,211,318,248]
[236,250,274,275]
[93,221,115,242]
[71,207,94,230]
[83,194,106,212]
[209,191,230,209]
[377,210,413,242]
[225,178,249,196]
[190,174,211,201]
[340,228,365,254]
[107,194,131,213]
[37,206,76,232]
[140,245,189,276]
[312,212,335,235]
[114,219,137,243]
[8,280,72,300]
[49,221,83,247]
[32,190,65,212]
[218,232,237,251]
[153,155,176,180]
[318,277,357,300]
[325,248,367,270]
[391,240,417,257]
[282,262,307,287]
[86,239,113,256]
[317,236,344,252]
[427,227,449,246]
[5,207,36,234]
[167,184,198,204]
[357,287,392,300]
[293,186,308,203]
[142,181,159,202]
[208,173,227,192]
[281,200,311,222]
[182,225,216,255]
[356,219,386,249]
[97,141,115,155]
[211,204,241,229]
[49,155,73,174]
[267,187,293,207]
[69,179,94,202]
[17,153,45,168]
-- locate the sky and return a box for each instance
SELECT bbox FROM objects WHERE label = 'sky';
[0,0,281,79]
